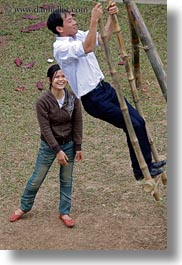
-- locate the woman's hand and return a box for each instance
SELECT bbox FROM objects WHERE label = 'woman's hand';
[56,150,69,166]
[74,151,83,162]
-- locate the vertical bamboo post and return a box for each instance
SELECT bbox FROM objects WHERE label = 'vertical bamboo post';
[93,1,160,200]
[129,17,142,89]
[106,1,142,113]
[106,0,167,185]
[123,0,167,102]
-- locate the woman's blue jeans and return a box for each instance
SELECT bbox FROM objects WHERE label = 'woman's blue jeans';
[20,140,75,214]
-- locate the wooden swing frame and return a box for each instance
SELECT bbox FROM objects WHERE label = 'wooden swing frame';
[93,0,167,200]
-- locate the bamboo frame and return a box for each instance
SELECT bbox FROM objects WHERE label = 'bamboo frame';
[123,0,167,102]
[93,0,161,200]
[106,0,167,186]
[128,17,141,89]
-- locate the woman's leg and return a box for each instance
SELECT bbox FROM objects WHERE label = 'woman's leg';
[20,141,56,212]
[58,141,75,215]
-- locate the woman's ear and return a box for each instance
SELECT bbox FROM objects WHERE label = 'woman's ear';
[47,77,51,84]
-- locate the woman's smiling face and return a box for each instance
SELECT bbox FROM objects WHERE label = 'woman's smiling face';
[50,70,67,90]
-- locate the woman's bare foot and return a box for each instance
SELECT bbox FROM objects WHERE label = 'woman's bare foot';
[14,208,24,215]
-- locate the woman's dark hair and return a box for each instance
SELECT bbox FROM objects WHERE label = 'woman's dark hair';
[47,64,61,88]
[47,10,71,35]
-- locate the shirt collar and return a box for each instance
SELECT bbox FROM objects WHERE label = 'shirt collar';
[56,35,77,41]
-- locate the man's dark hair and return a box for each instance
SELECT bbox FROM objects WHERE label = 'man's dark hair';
[47,10,71,35]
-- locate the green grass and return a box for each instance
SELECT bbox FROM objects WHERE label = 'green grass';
[0,0,167,189]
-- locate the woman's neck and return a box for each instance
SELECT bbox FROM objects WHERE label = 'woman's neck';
[51,88,65,100]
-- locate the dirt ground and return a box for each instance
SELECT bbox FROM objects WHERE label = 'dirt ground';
[0,3,167,250]
[1,157,167,250]
[0,157,167,250]
[0,109,167,250]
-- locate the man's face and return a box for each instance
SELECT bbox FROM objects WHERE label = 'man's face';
[58,13,78,37]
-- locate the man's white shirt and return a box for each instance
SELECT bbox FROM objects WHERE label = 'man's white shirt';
[53,30,104,99]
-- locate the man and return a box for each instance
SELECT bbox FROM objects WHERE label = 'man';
[47,2,166,180]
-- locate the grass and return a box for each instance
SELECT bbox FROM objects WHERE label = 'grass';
[0,0,167,250]
[0,0,167,200]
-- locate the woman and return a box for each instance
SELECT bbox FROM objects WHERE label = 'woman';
[9,64,83,227]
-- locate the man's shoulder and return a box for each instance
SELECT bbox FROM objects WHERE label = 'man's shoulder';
[77,30,88,39]
[53,36,68,46]
[54,30,87,42]
[77,30,86,35]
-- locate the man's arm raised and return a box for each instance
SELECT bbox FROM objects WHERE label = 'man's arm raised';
[82,3,103,54]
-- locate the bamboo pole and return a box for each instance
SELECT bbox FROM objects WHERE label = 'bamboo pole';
[106,0,167,185]
[123,0,167,102]
[93,0,160,200]
[128,17,142,89]
[106,1,142,113]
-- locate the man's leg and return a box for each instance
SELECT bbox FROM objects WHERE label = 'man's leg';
[81,82,152,178]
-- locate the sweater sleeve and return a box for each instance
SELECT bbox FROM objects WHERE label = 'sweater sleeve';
[72,98,83,151]
[36,99,61,154]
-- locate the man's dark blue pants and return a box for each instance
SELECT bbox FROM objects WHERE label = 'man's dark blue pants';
[81,81,152,178]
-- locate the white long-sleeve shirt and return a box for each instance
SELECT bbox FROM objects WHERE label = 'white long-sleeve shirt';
[53,30,104,99]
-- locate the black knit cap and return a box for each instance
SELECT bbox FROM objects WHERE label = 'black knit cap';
[47,64,60,81]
